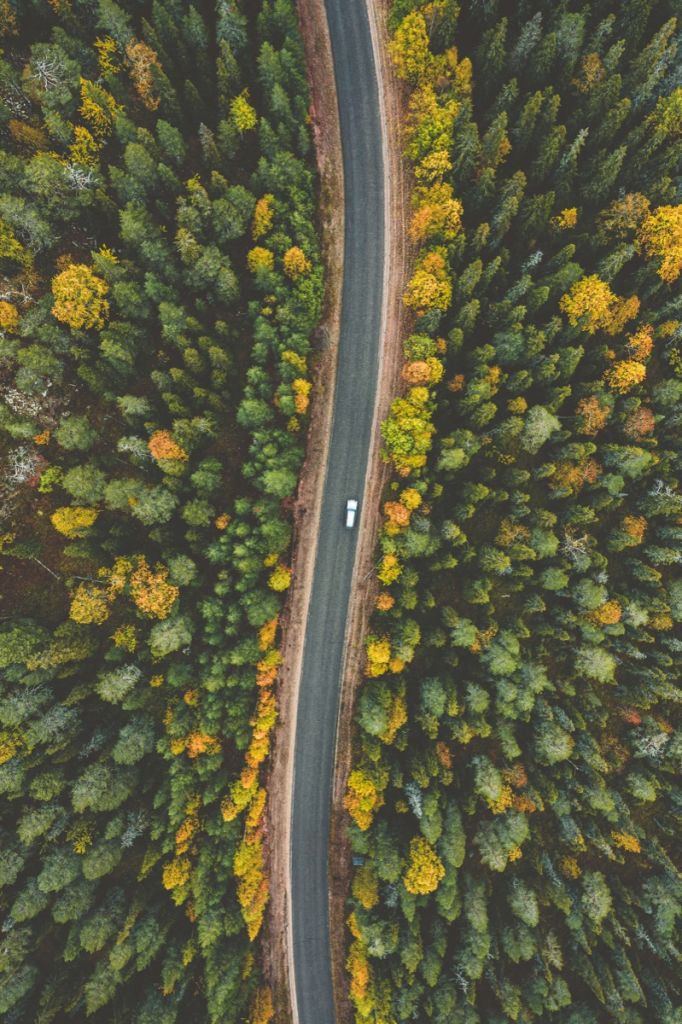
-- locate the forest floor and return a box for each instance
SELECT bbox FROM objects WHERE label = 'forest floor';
[327,1,412,1020]
[264,0,411,1020]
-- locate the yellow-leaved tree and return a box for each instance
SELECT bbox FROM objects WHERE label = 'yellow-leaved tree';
[403,248,452,312]
[247,247,274,273]
[389,11,433,83]
[51,507,99,537]
[283,246,312,278]
[559,274,639,334]
[0,301,19,332]
[252,195,274,239]
[403,836,445,895]
[248,987,274,1024]
[352,864,379,910]
[381,385,436,475]
[405,85,458,163]
[637,204,682,282]
[344,765,388,831]
[233,830,269,940]
[231,90,258,132]
[410,182,463,243]
[603,360,647,393]
[365,635,392,677]
[267,565,291,591]
[69,582,112,625]
[79,78,121,137]
[52,264,109,330]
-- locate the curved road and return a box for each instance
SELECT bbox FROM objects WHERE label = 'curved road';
[290,1,385,1021]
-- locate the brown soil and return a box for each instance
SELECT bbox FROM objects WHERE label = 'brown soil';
[262,0,344,1019]
[328,2,413,1022]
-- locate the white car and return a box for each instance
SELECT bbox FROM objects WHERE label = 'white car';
[345,498,358,528]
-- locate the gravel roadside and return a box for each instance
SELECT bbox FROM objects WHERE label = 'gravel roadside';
[327,1,412,1021]
[263,0,344,1019]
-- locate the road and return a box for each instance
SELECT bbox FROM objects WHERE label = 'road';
[289,1,386,1021]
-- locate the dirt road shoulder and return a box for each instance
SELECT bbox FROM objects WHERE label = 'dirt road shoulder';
[328,1,412,1021]
[263,1,344,1019]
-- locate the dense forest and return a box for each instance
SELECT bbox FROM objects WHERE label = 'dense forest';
[0,0,320,1021]
[346,1,682,1022]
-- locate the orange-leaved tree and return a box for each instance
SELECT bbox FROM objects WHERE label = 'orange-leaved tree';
[126,39,161,110]
[575,394,612,435]
[148,430,188,463]
[627,324,654,360]
[129,559,179,619]
[410,182,463,243]
[624,406,655,439]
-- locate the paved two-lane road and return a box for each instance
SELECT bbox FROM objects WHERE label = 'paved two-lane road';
[290,1,386,1021]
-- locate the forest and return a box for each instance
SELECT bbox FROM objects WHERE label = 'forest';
[0,0,321,1021]
[346,1,682,1022]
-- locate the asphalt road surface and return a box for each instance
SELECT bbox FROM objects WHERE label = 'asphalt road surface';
[290,1,385,1022]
